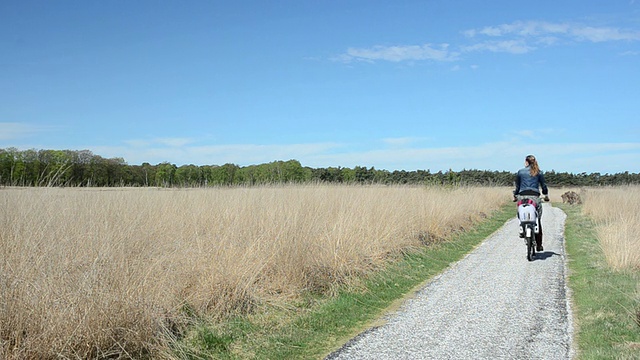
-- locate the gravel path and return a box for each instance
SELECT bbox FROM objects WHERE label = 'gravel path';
[326,204,573,360]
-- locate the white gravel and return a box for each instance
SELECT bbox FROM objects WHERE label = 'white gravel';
[326,203,574,360]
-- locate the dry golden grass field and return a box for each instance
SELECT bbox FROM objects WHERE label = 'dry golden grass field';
[0,185,508,359]
[580,185,640,271]
[2,184,638,358]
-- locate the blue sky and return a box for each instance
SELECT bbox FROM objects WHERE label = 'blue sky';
[2,0,639,173]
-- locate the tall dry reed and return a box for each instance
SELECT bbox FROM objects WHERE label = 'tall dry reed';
[581,186,640,271]
[0,185,508,358]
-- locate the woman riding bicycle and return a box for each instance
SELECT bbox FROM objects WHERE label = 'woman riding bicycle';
[514,155,549,251]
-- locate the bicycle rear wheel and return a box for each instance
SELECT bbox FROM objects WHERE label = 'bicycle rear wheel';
[526,227,535,261]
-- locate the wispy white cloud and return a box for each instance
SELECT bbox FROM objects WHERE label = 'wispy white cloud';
[0,122,51,140]
[464,20,640,43]
[570,25,640,42]
[463,21,571,38]
[462,40,535,54]
[336,44,459,63]
[336,20,640,63]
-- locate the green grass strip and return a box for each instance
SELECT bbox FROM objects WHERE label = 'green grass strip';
[174,203,515,359]
[559,204,640,359]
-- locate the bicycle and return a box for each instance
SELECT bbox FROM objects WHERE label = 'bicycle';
[516,196,546,261]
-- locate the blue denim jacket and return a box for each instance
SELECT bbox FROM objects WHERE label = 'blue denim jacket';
[514,166,548,196]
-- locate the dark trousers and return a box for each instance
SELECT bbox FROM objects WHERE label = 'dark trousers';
[536,216,543,248]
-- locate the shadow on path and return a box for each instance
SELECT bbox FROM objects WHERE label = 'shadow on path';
[535,251,561,261]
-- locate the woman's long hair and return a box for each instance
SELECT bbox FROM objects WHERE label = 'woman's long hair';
[526,155,540,176]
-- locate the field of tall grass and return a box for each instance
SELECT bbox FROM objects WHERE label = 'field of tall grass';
[561,185,640,358]
[580,185,640,271]
[0,185,508,359]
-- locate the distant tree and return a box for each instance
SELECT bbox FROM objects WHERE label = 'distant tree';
[373,168,391,184]
[155,162,177,187]
[280,159,311,183]
[105,157,127,186]
[390,170,409,184]
[175,164,202,186]
[341,167,356,183]
[140,162,155,187]
[0,148,23,185]
[67,150,93,186]
[312,167,344,183]
[36,150,73,186]
[207,163,239,185]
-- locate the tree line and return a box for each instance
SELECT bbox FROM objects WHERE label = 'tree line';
[1,148,638,188]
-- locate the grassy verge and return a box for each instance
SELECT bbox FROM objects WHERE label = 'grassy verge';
[175,203,515,359]
[559,203,640,359]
